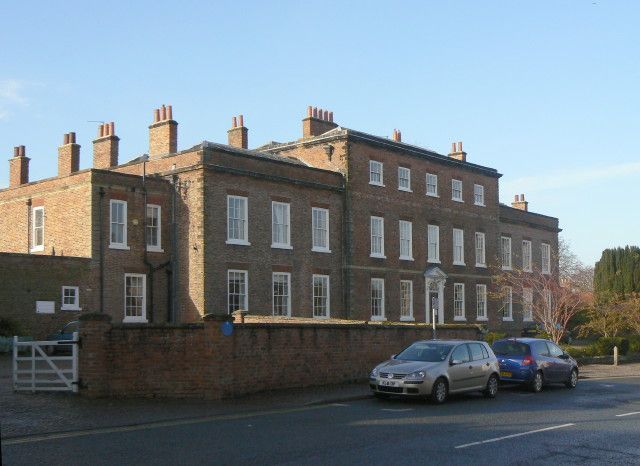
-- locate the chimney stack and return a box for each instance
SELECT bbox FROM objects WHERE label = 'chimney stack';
[448,140,467,162]
[511,194,529,211]
[9,145,30,187]
[93,122,120,169]
[149,104,178,158]
[302,105,338,138]
[58,132,81,177]
[392,129,402,142]
[228,114,248,149]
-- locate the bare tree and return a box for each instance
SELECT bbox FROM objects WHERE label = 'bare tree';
[558,236,594,293]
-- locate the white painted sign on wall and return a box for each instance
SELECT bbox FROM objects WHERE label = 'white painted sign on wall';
[36,301,55,314]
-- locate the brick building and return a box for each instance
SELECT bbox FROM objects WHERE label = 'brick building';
[0,105,559,336]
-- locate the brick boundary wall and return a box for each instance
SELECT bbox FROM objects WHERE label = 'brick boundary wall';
[79,313,482,399]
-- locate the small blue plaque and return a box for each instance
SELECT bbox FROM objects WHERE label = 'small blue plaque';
[221,321,234,336]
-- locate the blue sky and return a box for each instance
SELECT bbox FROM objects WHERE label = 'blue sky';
[1,1,638,265]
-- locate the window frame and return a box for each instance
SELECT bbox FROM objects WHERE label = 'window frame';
[123,273,147,323]
[311,207,330,253]
[226,195,250,246]
[312,274,330,319]
[476,284,487,321]
[272,272,291,317]
[146,204,163,252]
[451,179,463,202]
[397,166,411,192]
[370,278,386,321]
[522,287,533,322]
[473,184,485,206]
[522,240,532,272]
[61,286,81,311]
[399,220,413,261]
[502,286,513,321]
[501,236,512,270]
[227,269,248,314]
[271,201,292,249]
[426,173,439,197]
[454,283,466,321]
[541,243,551,274]
[369,160,384,186]
[427,224,440,263]
[31,206,45,252]
[400,280,414,321]
[453,228,465,265]
[109,199,129,250]
[475,232,486,267]
[370,216,386,258]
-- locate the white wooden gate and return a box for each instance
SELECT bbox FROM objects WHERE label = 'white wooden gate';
[13,332,79,393]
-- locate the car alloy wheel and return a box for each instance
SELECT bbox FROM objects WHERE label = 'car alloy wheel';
[531,371,543,393]
[484,375,498,398]
[566,369,578,389]
[431,379,448,404]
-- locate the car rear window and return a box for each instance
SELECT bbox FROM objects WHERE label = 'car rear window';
[492,341,530,357]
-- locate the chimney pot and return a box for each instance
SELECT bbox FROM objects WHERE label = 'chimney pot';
[109,122,115,136]
[328,111,333,122]
[313,107,318,118]
[70,132,76,144]
[167,105,173,120]
[307,106,313,117]
[458,141,463,152]
[232,116,237,128]
[323,110,329,121]
[153,109,160,123]
[239,114,244,127]
[160,105,166,121]
[20,145,25,157]
[63,133,70,145]
[521,193,525,201]
[99,124,104,138]
[515,195,519,202]
[451,142,456,153]
[13,146,19,157]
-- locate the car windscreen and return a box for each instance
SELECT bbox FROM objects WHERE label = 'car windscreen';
[396,343,454,362]
[492,341,530,357]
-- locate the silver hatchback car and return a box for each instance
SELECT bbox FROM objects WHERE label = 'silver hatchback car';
[369,340,500,403]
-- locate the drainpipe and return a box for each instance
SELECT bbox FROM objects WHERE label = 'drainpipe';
[171,174,178,323]
[26,198,32,253]
[98,187,105,313]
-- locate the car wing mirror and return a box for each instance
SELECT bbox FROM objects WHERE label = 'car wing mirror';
[390,354,396,360]
[450,359,462,366]
[559,353,569,359]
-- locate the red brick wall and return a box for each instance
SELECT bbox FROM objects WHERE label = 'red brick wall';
[79,315,481,399]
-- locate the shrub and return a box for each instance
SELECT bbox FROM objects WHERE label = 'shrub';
[483,332,507,345]
[593,336,630,356]
[0,317,23,337]
[629,336,640,353]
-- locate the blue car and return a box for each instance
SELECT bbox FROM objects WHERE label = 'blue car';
[491,338,579,393]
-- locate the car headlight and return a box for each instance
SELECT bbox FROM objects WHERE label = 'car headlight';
[405,371,426,381]
[370,367,379,378]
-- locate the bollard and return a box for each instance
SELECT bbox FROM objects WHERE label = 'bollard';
[613,345,618,366]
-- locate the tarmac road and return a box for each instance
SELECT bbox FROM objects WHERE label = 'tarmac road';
[3,376,640,465]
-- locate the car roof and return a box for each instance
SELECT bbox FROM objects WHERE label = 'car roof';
[413,339,486,345]
[493,337,548,344]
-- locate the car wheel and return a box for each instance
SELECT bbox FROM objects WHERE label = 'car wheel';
[565,369,578,389]
[373,393,390,400]
[430,378,448,404]
[483,374,499,398]
[530,371,544,393]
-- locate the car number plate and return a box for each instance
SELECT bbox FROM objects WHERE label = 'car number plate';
[500,371,512,378]
[380,380,397,387]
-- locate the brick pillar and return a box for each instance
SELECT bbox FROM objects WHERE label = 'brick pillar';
[149,105,177,159]
[93,122,119,169]
[58,132,81,177]
[227,115,248,149]
[9,145,29,187]
[448,141,467,162]
[302,106,338,138]
[78,313,112,397]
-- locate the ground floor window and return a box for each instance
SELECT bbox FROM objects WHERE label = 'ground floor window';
[273,272,291,316]
[371,278,385,320]
[503,286,513,321]
[228,270,248,313]
[313,275,330,318]
[61,286,80,311]
[476,284,487,320]
[523,287,533,321]
[454,283,465,320]
[400,280,413,320]
[124,274,146,323]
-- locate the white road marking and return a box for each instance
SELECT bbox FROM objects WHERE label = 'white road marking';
[454,423,575,449]
[601,384,615,388]
[381,408,414,412]
[616,412,640,417]
[330,403,349,407]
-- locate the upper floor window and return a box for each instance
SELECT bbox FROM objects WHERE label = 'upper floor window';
[502,286,513,321]
[61,286,80,311]
[501,236,512,270]
[426,173,438,197]
[370,216,385,258]
[313,274,330,318]
[146,204,162,252]
[110,200,128,249]
[398,166,411,192]
[272,272,291,316]
[399,220,413,261]
[370,278,385,321]
[474,184,485,206]
[31,206,45,252]
[476,284,487,320]
[369,160,384,186]
[451,179,463,202]
[428,224,440,263]
[453,228,465,265]
[400,280,413,321]
[228,269,248,313]
[541,243,551,274]
[271,201,291,249]
[227,195,249,245]
[312,207,330,252]
[475,232,486,267]
[454,283,465,320]
[522,240,532,272]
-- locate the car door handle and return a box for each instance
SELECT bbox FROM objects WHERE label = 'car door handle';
[468,366,473,370]
[485,362,490,367]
